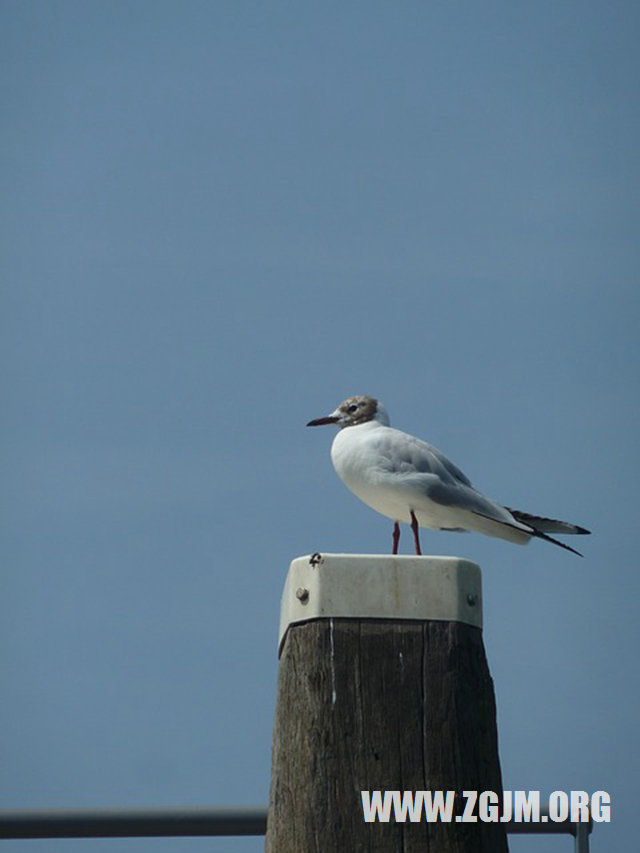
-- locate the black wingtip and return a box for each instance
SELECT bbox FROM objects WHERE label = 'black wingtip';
[531,528,584,557]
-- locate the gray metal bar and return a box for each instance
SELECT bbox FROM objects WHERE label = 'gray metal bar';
[0,803,593,842]
[575,820,591,853]
[0,807,267,839]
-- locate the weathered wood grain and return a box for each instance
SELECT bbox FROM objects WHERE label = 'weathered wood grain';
[266,618,508,852]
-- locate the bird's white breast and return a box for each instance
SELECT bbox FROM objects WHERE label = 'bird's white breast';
[330,422,431,525]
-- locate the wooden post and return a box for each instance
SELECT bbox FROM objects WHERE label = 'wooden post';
[266,554,508,853]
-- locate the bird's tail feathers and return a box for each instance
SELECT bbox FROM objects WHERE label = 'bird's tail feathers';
[506,508,590,557]
[506,508,590,536]
[469,508,589,556]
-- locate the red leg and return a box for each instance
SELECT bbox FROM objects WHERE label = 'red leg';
[392,522,400,555]
[410,511,422,555]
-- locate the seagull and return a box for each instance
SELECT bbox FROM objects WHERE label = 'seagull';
[307,394,590,556]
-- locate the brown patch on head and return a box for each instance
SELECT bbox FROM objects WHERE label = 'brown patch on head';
[337,395,379,427]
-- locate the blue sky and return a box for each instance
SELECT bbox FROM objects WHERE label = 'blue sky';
[2,2,638,851]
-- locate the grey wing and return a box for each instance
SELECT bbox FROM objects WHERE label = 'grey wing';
[378,428,473,488]
[421,442,474,488]
[378,429,519,524]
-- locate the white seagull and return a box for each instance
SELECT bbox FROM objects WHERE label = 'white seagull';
[307,394,590,556]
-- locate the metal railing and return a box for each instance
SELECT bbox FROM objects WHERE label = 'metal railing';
[0,807,266,839]
[0,803,591,851]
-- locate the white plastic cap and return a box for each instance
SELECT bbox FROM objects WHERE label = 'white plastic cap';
[279,553,482,654]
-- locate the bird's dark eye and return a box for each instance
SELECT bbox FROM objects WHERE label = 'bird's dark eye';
[348,404,358,413]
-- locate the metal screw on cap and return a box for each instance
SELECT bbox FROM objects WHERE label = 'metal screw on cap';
[296,587,310,604]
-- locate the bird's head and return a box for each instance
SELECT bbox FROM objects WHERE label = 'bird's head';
[307,395,390,429]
